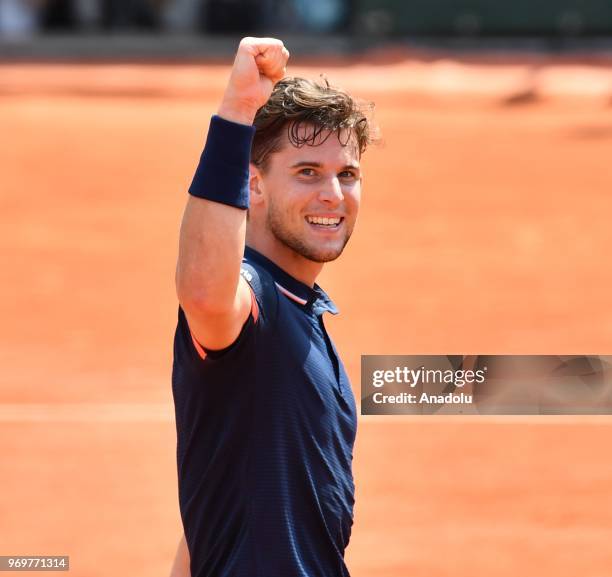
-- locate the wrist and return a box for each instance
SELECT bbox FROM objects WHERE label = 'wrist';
[217,97,258,126]
[188,115,256,209]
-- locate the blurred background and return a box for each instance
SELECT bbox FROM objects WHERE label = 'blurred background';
[2,0,612,48]
[1,2,612,577]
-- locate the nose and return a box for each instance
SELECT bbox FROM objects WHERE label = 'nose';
[318,176,344,206]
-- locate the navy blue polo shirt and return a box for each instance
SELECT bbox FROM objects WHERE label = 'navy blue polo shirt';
[172,245,358,577]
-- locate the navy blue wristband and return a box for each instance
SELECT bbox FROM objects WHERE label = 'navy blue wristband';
[188,115,256,209]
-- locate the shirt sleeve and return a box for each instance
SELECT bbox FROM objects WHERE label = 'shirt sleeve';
[187,285,259,361]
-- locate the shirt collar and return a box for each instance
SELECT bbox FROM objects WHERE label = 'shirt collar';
[244,246,339,315]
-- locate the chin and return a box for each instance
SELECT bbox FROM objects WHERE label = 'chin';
[296,242,348,263]
[268,215,352,264]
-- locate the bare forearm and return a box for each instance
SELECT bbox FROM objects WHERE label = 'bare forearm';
[176,73,263,306]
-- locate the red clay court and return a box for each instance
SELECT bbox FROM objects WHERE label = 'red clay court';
[1,56,612,576]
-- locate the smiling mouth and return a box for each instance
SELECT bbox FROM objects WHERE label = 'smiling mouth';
[306,216,344,229]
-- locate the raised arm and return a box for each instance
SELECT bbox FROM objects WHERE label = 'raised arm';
[175,38,289,351]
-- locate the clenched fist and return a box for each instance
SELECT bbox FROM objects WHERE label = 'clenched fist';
[218,37,290,126]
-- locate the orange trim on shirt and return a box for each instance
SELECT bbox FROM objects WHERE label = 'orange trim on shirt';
[191,332,207,360]
[249,284,259,323]
[275,282,308,305]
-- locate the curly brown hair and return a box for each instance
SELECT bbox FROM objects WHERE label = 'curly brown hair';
[251,76,377,171]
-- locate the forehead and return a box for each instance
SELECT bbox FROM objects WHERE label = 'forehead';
[273,125,360,166]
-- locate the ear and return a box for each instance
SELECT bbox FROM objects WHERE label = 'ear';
[249,163,265,206]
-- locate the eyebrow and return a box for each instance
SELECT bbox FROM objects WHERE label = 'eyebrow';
[289,161,360,170]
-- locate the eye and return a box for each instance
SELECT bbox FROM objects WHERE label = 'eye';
[298,168,316,177]
[339,170,358,180]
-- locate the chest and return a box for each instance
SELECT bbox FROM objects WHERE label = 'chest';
[267,302,357,443]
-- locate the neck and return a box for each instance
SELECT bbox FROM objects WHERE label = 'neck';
[246,235,324,287]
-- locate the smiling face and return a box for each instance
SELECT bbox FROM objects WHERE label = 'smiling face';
[248,126,362,271]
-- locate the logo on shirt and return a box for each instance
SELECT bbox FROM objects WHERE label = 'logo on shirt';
[240,268,253,282]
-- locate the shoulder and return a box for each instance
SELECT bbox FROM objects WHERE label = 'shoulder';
[240,257,280,325]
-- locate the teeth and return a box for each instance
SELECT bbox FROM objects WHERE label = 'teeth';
[307,216,341,226]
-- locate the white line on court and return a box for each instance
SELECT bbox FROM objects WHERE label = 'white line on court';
[360,414,612,424]
[0,403,175,422]
[0,404,612,424]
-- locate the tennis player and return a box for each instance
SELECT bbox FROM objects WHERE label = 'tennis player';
[170,36,376,577]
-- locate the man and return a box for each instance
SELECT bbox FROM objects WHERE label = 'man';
[171,37,376,577]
